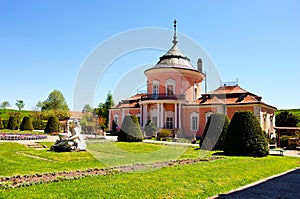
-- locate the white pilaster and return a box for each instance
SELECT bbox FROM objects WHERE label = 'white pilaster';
[157,103,160,128]
[175,103,178,128]
[179,103,182,128]
[160,103,164,128]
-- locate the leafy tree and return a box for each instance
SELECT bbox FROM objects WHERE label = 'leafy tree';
[201,113,230,151]
[36,101,44,111]
[82,104,93,113]
[0,118,3,129]
[276,111,299,127]
[42,90,69,111]
[118,115,143,142]
[15,100,25,111]
[20,117,34,131]
[44,116,59,134]
[1,101,11,113]
[7,116,18,130]
[224,111,269,157]
[97,92,114,129]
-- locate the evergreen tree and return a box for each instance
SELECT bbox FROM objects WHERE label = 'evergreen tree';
[118,115,143,142]
[44,116,59,134]
[224,111,269,157]
[201,113,230,151]
[97,92,114,128]
[144,120,157,137]
[0,118,3,129]
[7,116,18,130]
[20,117,34,131]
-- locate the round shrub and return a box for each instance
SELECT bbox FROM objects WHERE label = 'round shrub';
[201,113,230,151]
[20,117,34,131]
[44,116,59,134]
[157,129,173,140]
[224,111,269,157]
[118,115,143,142]
[7,116,18,130]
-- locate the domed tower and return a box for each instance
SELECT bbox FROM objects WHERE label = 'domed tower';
[140,20,205,131]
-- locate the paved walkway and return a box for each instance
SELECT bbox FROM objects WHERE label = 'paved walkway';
[211,168,300,199]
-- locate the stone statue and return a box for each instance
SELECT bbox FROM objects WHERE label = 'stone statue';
[51,119,86,152]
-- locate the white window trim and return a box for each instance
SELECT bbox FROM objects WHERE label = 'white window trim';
[113,114,119,127]
[165,78,176,95]
[190,112,199,131]
[152,80,160,95]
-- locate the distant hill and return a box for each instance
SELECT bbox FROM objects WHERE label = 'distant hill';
[276,108,300,127]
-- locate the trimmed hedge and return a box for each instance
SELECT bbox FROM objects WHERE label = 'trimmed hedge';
[0,118,3,129]
[20,117,34,131]
[7,116,18,130]
[44,116,59,134]
[201,113,230,150]
[224,111,269,157]
[118,115,143,142]
[144,120,157,137]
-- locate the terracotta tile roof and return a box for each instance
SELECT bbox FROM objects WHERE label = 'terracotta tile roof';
[207,85,248,95]
[198,85,267,106]
[112,93,145,109]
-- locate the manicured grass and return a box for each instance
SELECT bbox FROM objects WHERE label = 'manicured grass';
[0,141,204,176]
[0,142,103,176]
[0,156,299,198]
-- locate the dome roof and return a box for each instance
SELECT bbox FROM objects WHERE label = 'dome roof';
[153,44,196,70]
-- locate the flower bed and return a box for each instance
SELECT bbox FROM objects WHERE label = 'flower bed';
[0,134,47,141]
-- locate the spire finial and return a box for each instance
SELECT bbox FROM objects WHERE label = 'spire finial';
[172,19,178,45]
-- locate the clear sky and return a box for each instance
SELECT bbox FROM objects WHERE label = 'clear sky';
[0,0,299,111]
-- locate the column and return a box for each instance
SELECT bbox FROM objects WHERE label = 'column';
[160,103,164,128]
[157,103,160,128]
[144,104,148,127]
[122,109,125,122]
[140,104,143,127]
[179,103,182,128]
[174,103,178,128]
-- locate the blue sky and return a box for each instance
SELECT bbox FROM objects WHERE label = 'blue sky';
[0,0,299,111]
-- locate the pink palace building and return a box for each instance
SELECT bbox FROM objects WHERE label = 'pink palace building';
[109,22,276,138]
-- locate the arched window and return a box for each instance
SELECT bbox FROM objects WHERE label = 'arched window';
[152,80,159,96]
[190,112,199,131]
[165,78,176,96]
[193,83,197,101]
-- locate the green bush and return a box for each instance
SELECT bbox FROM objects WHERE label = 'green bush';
[32,120,47,130]
[20,117,34,131]
[144,120,157,137]
[157,129,173,140]
[224,111,269,157]
[279,135,295,148]
[201,113,230,151]
[44,116,59,134]
[7,116,18,130]
[117,115,143,142]
[0,118,3,129]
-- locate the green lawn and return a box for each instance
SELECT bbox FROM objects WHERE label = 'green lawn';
[0,141,299,198]
[0,155,299,198]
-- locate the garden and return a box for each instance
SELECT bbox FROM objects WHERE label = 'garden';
[0,140,299,198]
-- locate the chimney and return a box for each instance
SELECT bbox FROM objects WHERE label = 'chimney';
[197,58,202,72]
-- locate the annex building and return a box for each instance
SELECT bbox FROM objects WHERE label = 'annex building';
[109,22,276,138]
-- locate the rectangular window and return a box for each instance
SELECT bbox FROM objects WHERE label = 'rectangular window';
[153,85,159,95]
[167,85,174,96]
[191,116,198,131]
[166,117,173,129]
